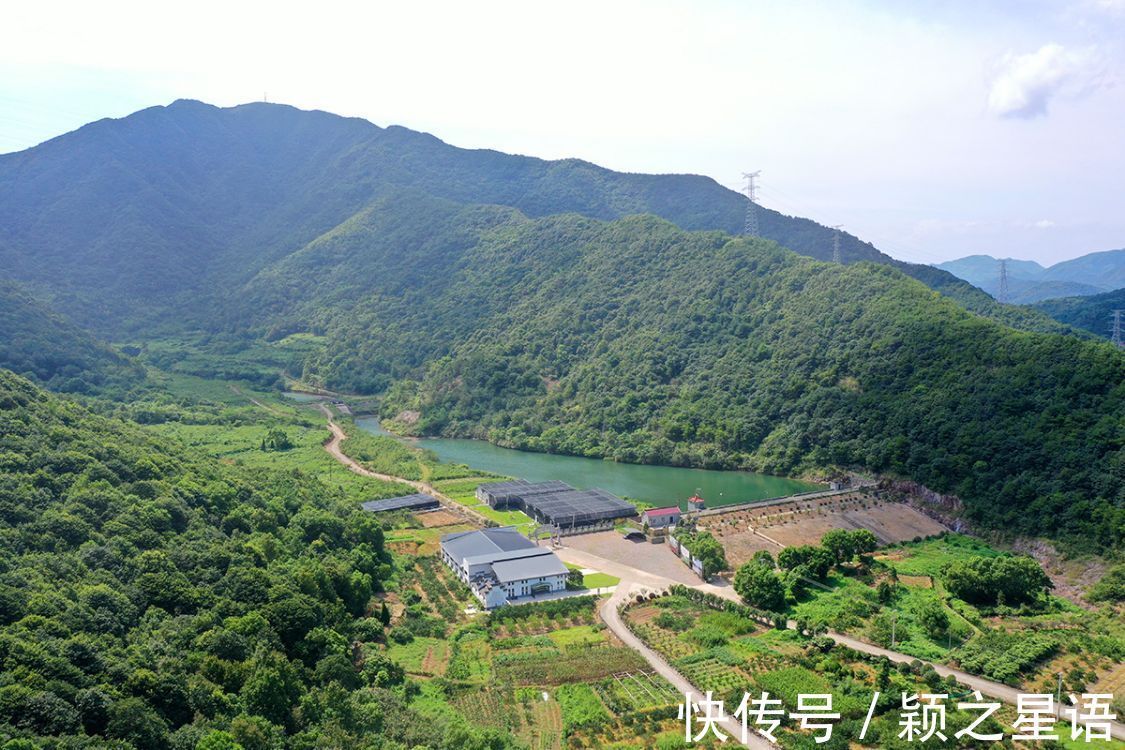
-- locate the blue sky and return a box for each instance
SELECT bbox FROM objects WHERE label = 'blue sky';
[2,0,1122,265]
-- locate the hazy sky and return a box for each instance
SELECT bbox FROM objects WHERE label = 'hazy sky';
[2,0,1122,265]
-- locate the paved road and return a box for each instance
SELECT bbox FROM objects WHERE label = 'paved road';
[563,544,1125,742]
[602,582,777,749]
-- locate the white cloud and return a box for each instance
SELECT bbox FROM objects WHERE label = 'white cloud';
[987,43,1101,118]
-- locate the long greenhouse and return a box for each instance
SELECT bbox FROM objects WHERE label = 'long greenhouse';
[476,480,637,534]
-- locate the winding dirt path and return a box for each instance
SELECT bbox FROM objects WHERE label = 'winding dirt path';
[316,404,491,527]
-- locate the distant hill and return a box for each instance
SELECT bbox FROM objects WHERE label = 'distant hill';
[0,279,145,394]
[938,249,1125,302]
[1034,287,1125,340]
[0,99,1062,336]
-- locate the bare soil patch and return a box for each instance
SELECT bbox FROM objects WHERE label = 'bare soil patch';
[416,509,462,528]
[702,498,948,564]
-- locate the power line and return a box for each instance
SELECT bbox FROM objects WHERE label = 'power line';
[742,171,761,237]
[997,259,1010,304]
[1111,310,1124,347]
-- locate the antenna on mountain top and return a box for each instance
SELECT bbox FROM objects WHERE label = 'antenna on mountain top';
[832,225,843,264]
[1111,310,1124,347]
[742,171,761,237]
[997,259,1009,304]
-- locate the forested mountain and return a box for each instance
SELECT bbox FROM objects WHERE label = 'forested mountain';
[0,99,1062,336]
[938,250,1125,303]
[228,202,1125,548]
[1034,287,1125,340]
[0,280,145,394]
[0,370,510,749]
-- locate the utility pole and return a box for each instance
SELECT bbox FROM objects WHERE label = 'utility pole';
[1111,310,1124,347]
[742,171,761,237]
[1056,671,1064,718]
[890,612,897,649]
[832,225,843,264]
[997,259,1010,303]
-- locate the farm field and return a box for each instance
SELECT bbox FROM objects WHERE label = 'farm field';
[143,390,408,504]
[624,589,1125,748]
[433,475,537,529]
[380,588,687,748]
[701,491,948,566]
[788,534,1125,707]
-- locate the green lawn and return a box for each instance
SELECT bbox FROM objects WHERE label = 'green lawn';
[547,625,606,648]
[582,572,620,589]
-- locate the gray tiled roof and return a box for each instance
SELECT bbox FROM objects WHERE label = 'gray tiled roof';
[440,527,538,566]
[492,553,568,583]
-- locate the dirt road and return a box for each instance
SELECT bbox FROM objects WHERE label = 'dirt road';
[316,405,491,527]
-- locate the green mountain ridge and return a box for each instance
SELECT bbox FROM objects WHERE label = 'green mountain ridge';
[0,100,1119,550]
[938,249,1125,303]
[0,99,1066,337]
[1033,287,1125,340]
[231,203,1125,547]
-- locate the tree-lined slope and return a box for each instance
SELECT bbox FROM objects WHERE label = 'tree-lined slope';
[0,279,145,393]
[1034,286,1125,340]
[0,370,520,748]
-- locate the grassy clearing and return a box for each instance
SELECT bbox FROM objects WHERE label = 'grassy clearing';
[582,572,621,589]
[386,636,451,676]
[547,625,607,648]
[148,417,406,503]
[433,475,535,528]
[875,533,1004,577]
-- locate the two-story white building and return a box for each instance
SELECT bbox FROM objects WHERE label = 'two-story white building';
[440,527,569,608]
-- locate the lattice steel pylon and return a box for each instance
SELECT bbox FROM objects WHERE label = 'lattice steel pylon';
[997,259,1010,303]
[832,225,843,264]
[742,170,761,237]
[1111,309,1124,347]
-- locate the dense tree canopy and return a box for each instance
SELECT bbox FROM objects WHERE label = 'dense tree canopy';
[941,556,1053,607]
[0,281,144,395]
[733,560,786,612]
[0,370,515,748]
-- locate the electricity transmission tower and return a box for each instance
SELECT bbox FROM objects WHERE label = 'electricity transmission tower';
[742,171,761,237]
[997,259,1009,303]
[832,225,843,264]
[1112,309,1125,347]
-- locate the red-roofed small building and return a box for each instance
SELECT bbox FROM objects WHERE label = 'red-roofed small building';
[641,506,682,529]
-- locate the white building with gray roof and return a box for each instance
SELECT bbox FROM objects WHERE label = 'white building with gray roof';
[440,527,569,608]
